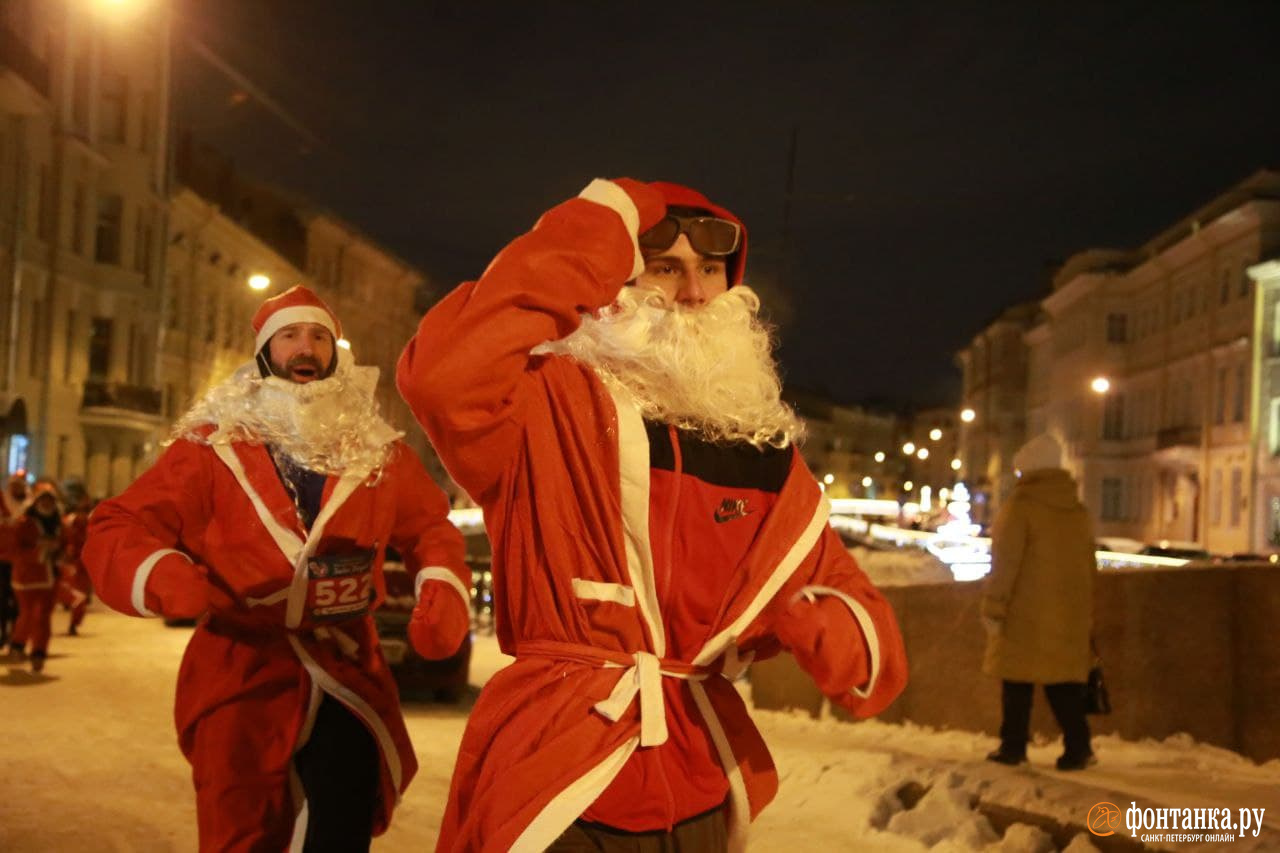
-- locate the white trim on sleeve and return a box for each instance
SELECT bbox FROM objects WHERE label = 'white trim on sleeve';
[794,584,882,699]
[413,565,470,608]
[571,579,636,607]
[577,178,645,280]
[689,681,750,853]
[131,548,191,618]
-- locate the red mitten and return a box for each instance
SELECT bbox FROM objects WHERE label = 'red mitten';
[144,556,210,620]
[408,583,469,660]
[610,178,667,234]
[773,594,870,696]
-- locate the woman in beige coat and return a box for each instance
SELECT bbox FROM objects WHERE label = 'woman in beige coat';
[981,433,1097,770]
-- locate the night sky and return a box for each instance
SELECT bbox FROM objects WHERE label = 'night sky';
[174,1,1280,409]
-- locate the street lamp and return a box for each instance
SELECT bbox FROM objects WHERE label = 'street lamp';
[1090,376,1111,394]
[916,448,929,460]
[336,338,352,351]
[861,476,872,487]
[874,451,885,463]
[248,273,271,291]
[929,428,942,441]
[903,480,914,492]
[960,407,976,423]
[822,473,834,485]
[902,442,916,455]
[950,457,962,471]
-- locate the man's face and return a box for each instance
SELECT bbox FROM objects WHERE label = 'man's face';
[636,234,729,309]
[267,322,335,384]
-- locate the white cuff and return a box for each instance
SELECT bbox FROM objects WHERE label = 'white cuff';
[131,549,191,618]
[414,566,470,609]
[795,584,882,699]
[578,179,645,280]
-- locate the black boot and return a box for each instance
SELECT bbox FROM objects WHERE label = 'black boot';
[30,650,45,673]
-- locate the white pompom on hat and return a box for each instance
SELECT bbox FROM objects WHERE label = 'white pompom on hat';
[251,285,341,353]
[1013,433,1063,474]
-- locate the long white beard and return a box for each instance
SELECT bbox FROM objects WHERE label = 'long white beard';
[170,359,403,475]
[536,286,804,449]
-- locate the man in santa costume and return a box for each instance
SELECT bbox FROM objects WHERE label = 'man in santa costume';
[398,179,908,851]
[0,472,29,646]
[85,285,470,852]
[6,481,63,672]
[56,487,93,636]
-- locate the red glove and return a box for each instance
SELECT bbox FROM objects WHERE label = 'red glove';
[773,594,871,696]
[144,556,212,620]
[609,178,667,235]
[408,583,469,660]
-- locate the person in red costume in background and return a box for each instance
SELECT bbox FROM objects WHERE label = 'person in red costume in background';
[84,285,469,852]
[5,481,63,673]
[57,488,93,636]
[398,179,909,852]
[0,472,29,646]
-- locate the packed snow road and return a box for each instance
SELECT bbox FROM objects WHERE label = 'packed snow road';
[3,607,1277,851]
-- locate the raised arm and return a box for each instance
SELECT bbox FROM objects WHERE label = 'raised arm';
[396,179,665,496]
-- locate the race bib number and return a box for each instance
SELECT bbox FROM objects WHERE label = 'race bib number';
[306,549,375,622]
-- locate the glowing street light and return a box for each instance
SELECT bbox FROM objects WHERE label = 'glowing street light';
[874,451,886,463]
[929,428,942,441]
[248,273,271,291]
[1090,376,1111,394]
[903,480,914,492]
[916,448,929,460]
[902,442,916,455]
[822,473,834,485]
[861,476,872,487]
[960,407,976,423]
[336,337,352,351]
[950,458,962,471]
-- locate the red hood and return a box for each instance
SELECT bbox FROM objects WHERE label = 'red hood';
[647,181,748,286]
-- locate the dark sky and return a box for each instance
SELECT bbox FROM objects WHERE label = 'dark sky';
[174,1,1280,409]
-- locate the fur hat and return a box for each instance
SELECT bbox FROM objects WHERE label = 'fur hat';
[1013,433,1063,474]
[251,285,342,353]
[648,181,748,287]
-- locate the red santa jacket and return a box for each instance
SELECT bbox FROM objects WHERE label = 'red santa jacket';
[398,179,908,851]
[12,507,62,590]
[83,434,467,836]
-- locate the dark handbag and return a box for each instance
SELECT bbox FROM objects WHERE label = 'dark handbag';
[1086,663,1112,715]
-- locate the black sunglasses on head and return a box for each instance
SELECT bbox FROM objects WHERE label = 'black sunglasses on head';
[639,215,741,257]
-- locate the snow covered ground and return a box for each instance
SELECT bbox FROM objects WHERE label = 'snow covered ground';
[3,606,1278,851]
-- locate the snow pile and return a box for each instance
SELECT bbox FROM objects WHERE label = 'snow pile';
[852,545,954,586]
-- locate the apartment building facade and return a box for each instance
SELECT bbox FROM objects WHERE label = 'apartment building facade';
[0,0,171,496]
[962,171,1280,552]
[785,388,900,499]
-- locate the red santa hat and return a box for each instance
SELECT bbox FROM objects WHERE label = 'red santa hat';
[647,181,749,287]
[251,285,342,353]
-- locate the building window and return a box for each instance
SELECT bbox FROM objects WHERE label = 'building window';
[71,182,86,254]
[63,309,77,381]
[1239,268,1252,299]
[95,193,123,264]
[1215,367,1227,425]
[28,299,42,377]
[88,317,113,379]
[1230,468,1243,528]
[1211,469,1222,526]
[1101,477,1123,522]
[1105,313,1127,343]
[100,71,128,144]
[1102,393,1125,440]
[1233,364,1246,423]
[35,164,55,241]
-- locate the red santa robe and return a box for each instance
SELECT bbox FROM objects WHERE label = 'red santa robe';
[398,178,908,851]
[84,419,468,850]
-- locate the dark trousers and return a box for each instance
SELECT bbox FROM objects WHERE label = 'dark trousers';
[294,694,380,852]
[999,680,1092,760]
[548,801,729,852]
[0,562,16,645]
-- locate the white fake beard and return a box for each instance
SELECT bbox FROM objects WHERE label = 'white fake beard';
[536,286,804,449]
[170,359,403,475]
